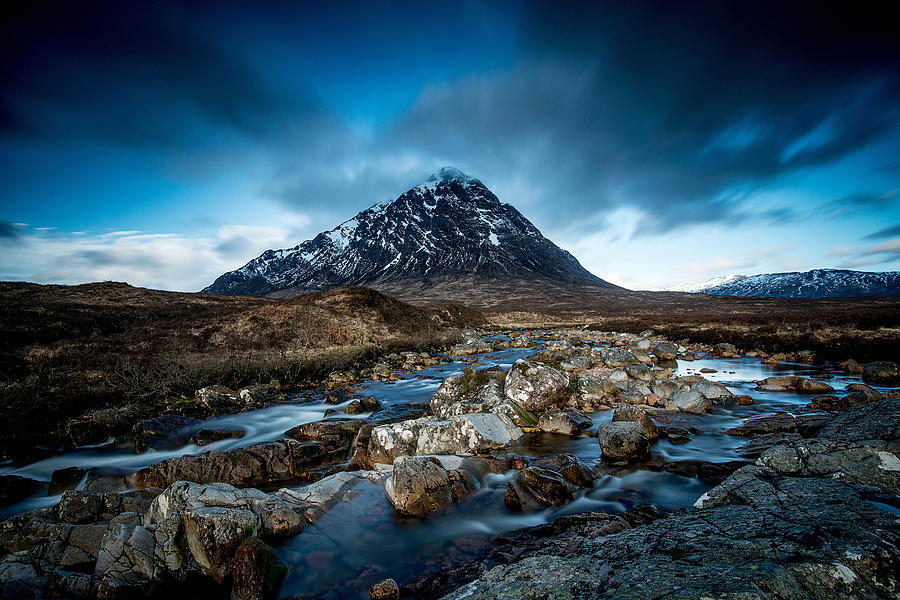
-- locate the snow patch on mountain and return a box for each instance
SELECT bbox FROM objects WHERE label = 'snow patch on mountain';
[671,269,900,298]
[667,274,747,293]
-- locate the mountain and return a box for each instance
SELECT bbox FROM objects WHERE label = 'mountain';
[204,167,619,300]
[675,269,900,298]
[666,274,747,293]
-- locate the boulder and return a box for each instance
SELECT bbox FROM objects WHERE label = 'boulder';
[816,397,900,443]
[611,405,658,439]
[755,376,834,394]
[598,421,650,461]
[230,537,288,600]
[432,369,536,427]
[649,378,682,401]
[504,467,576,511]
[132,414,199,453]
[689,379,734,404]
[596,347,638,368]
[559,356,591,371]
[345,396,381,414]
[712,342,739,357]
[0,475,44,506]
[863,360,900,383]
[504,360,570,412]
[416,413,524,456]
[651,342,678,361]
[183,506,258,582]
[191,429,245,446]
[49,467,88,495]
[727,412,829,437]
[368,417,441,464]
[370,578,400,600]
[385,456,476,517]
[736,432,803,458]
[624,363,652,382]
[195,385,241,414]
[537,409,593,435]
[285,418,366,456]
[669,389,711,414]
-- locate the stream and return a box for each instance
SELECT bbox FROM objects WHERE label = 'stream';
[1,332,893,598]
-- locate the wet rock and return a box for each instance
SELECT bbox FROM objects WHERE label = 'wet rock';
[345,396,381,414]
[559,356,591,370]
[191,428,245,446]
[385,456,475,517]
[370,578,400,600]
[133,439,329,489]
[49,467,88,495]
[595,347,638,368]
[863,360,900,383]
[816,397,900,443]
[504,467,576,511]
[755,376,835,393]
[132,414,199,453]
[196,385,242,414]
[712,342,739,357]
[84,467,132,493]
[536,409,592,435]
[504,360,570,413]
[651,342,677,360]
[64,405,144,447]
[669,389,711,414]
[689,378,734,404]
[662,459,749,484]
[231,537,288,600]
[432,369,536,427]
[368,417,441,464]
[611,405,658,439]
[624,363,652,382]
[598,421,650,461]
[239,385,281,407]
[756,438,900,495]
[326,370,357,386]
[285,418,366,456]
[660,426,691,444]
[736,432,803,458]
[416,414,524,456]
[727,412,830,437]
[0,475,44,506]
[183,506,258,582]
[509,334,533,348]
[649,378,682,400]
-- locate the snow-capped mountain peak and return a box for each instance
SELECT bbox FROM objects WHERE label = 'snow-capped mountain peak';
[666,274,747,293]
[204,168,618,297]
[670,268,900,298]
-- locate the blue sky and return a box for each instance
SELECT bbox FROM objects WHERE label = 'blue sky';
[2,0,899,290]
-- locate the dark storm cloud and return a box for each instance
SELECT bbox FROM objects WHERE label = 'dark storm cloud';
[389,1,900,233]
[0,1,322,149]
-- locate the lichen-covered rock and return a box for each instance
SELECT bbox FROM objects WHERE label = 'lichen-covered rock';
[285,418,365,456]
[385,456,476,517]
[863,360,900,383]
[504,467,576,511]
[669,388,711,414]
[689,378,734,404]
[597,421,650,461]
[755,376,835,393]
[370,577,400,600]
[816,397,900,443]
[195,385,242,414]
[595,347,638,368]
[183,506,257,582]
[611,405,658,439]
[416,414,523,456]
[431,370,536,427]
[651,342,677,360]
[624,363,652,382]
[504,360,570,413]
[649,378,683,400]
[536,409,592,435]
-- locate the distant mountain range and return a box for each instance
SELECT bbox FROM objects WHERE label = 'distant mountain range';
[204,167,620,299]
[668,269,900,298]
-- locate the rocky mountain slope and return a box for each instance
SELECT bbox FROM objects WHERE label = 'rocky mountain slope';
[675,268,900,298]
[204,167,619,299]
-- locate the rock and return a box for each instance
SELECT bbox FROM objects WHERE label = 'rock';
[669,389,711,414]
[385,456,475,517]
[133,439,330,489]
[536,409,592,435]
[712,342,739,357]
[597,421,650,461]
[649,378,682,400]
[504,467,576,511]
[755,376,835,394]
[651,342,677,360]
[191,428,245,446]
[196,385,242,414]
[183,506,258,582]
[504,360,570,413]
[661,426,691,444]
[84,467,132,493]
[0,475,44,506]
[699,367,717,373]
[230,537,288,600]
[596,347,638,368]
[809,391,879,412]
[559,356,591,370]
[689,379,734,404]
[727,412,829,437]
[132,414,199,453]
[432,369,536,427]
[239,385,280,407]
[49,467,88,495]
[863,360,900,383]
[816,397,900,443]
[635,339,651,350]
[285,418,366,456]
[64,405,143,447]
[756,438,900,495]
[416,414,524,456]
[368,417,441,464]
[326,370,357,386]
[345,396,381,414]
[736,432,803,458]
[624,363,652,382]
[611,405,658,439]
[370,578,400,600]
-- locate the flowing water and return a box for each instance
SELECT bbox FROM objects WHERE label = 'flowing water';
[1,333,894,598]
